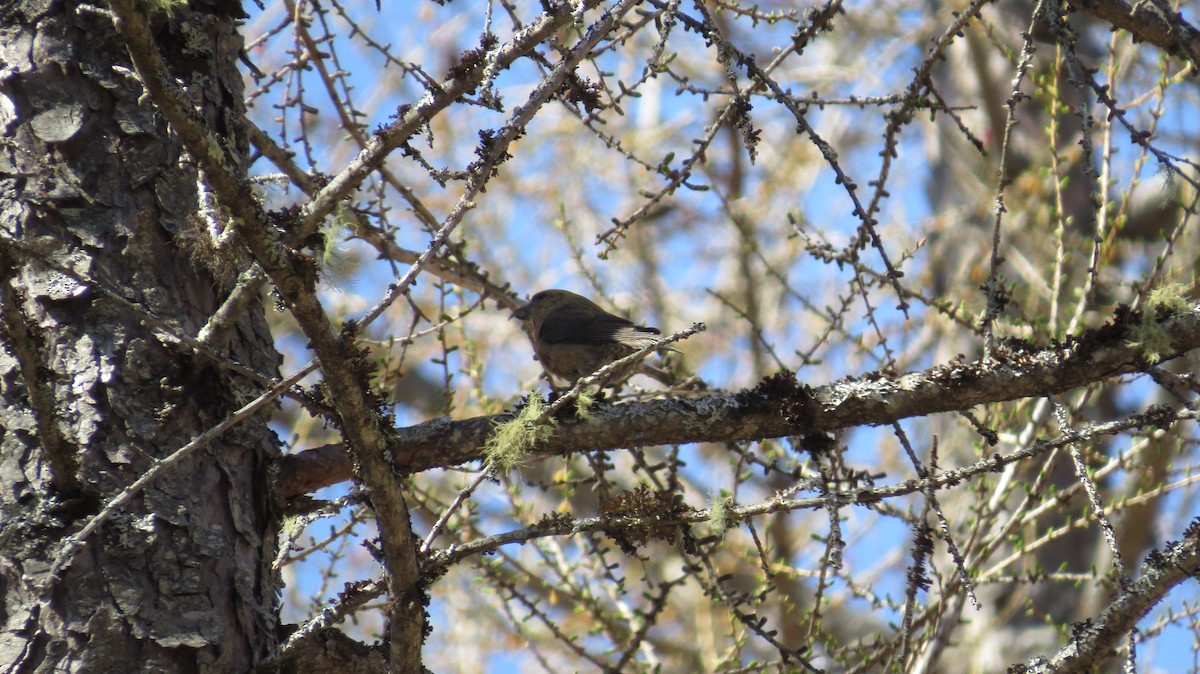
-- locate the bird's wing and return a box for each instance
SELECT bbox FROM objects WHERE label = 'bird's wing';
[538,307,660,345]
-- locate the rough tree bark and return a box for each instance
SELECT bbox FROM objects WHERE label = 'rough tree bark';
[0,0,281,670]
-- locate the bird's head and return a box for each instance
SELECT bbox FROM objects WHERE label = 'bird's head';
[512,289,603,329]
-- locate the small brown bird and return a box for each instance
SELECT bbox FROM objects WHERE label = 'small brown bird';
[512,289,674,387]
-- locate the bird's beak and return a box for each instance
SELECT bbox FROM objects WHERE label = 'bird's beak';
[512,303,532,320]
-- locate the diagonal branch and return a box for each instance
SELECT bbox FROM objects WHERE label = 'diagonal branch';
[1068,0,1200,70]
[296,0,607,233]
[1013,519,1200,674]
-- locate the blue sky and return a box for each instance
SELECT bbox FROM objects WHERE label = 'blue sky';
[245,0,1200,670]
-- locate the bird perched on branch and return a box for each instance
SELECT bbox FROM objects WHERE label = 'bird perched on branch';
[512,289,676,387]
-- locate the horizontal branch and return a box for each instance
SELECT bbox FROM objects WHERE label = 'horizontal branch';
[418,406,1198,575]
[278,304,1200,499]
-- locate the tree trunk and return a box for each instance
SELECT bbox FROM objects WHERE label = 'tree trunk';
[0,0,281,670]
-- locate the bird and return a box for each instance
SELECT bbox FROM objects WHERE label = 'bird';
[512,289,676,387]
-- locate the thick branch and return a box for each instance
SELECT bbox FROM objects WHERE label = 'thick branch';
[1068,0,1200,69]
[280,305,1200,499]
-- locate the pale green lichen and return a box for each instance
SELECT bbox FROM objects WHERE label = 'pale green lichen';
[484,394,557,471]
[145,0,187,14]
[1128,283,1190,363]
[278,514,306,546]
[318,206,359,282]
[708,491,736,539]
[1147,283,1191,315]
[573,390,595,420]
